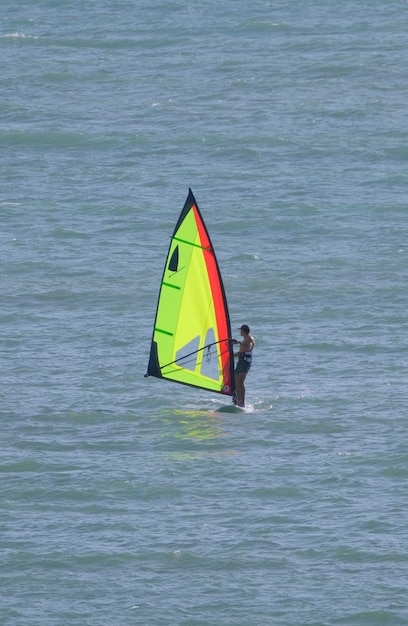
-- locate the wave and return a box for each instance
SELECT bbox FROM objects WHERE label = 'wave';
[1,33,39,39]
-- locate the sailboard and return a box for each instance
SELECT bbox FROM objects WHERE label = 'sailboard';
[145,189,235,398]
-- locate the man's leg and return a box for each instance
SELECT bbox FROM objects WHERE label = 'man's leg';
[236,373,247,407]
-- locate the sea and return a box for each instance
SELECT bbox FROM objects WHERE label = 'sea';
[1,1,408,624]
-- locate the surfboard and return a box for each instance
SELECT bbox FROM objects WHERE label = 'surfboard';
[215,404,245,413]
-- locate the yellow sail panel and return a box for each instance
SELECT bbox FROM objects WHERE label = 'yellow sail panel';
[146,189,235,396]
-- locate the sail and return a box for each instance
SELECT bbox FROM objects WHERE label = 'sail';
[145,189,235,396]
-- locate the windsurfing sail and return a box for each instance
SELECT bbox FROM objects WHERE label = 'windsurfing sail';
[145,189,235,396]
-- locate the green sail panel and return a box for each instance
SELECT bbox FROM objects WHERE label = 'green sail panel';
[146,189,235,396]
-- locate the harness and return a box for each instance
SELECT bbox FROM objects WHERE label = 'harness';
[239,351,253,363]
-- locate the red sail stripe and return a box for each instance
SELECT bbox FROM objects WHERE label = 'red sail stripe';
[193,204,233,394]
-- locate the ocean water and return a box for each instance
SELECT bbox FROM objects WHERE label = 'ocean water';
[1,1,408,624]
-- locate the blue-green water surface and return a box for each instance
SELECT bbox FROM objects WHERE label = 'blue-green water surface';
[1,1,408,624]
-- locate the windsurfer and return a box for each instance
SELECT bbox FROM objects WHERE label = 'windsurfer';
[232,324,255,407]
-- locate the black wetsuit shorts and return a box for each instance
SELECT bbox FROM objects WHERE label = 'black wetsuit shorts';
[235,352,252,374]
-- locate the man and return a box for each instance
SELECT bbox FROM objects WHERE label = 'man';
[232,324,255,407]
